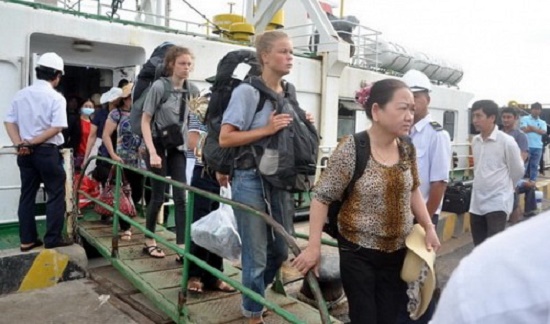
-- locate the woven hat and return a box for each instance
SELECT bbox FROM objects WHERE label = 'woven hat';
[100,87,123,104]
[401,224,436,320]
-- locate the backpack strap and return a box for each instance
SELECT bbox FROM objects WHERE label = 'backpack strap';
[342,131,370,200]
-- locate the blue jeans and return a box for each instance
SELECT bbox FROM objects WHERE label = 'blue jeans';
[527,148,543,181]
[232,169,294,318]
[17,146,66,246]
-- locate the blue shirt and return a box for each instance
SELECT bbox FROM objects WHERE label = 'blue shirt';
[520,115,547,149]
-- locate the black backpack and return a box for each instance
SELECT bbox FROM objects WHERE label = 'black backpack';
[324,131,369,238]
[323,132,413,238]
[130,42,174,135]
[248,76,319,193]
[202,49,263,174]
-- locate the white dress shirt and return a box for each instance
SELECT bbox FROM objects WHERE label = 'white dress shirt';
[410,114,452,214]
[431,210,550,324]
[4,80,67,145]
[469,126,524,216]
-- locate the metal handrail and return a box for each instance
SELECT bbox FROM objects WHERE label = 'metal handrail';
[74,155,332,324]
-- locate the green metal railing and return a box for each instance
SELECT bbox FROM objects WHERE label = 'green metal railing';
[74,156,332,323]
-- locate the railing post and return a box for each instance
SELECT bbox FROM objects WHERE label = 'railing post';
[179,190,194,314]
[111,163,121,258]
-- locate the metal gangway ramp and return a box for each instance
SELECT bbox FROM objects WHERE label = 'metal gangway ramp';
[73,158,338,323]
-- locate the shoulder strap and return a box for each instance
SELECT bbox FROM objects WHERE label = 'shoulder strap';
[343,131,370,199]
[159,78,172,105]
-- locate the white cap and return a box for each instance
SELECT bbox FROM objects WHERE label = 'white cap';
[100,87,123,104]
[402,69,432,93]
[37,52,64,75]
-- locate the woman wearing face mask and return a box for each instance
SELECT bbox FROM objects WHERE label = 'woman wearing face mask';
[74,99,94,171]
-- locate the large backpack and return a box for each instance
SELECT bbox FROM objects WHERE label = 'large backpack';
[130,42,174,135]
[202,49,262,174]
[248,76,320,193]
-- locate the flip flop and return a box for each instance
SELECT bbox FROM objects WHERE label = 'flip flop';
[187,277,203,294]
[20,239,43,252]
[142,245,165,258]
[213,279,236,293]
[119,230,132,241]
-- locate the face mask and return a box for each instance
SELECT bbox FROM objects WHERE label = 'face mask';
[81,107,95,116]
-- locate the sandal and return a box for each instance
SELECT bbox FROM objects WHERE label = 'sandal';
[175,255,184,264]
[213,279,236,293]
[20,239,43,252]
[187,277,203,293]
[120,230,132,241]
[142,245,165,258]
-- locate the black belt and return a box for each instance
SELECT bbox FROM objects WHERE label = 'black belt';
[36,143,60,148]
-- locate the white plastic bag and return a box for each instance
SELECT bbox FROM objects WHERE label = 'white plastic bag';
[191,185,241,261]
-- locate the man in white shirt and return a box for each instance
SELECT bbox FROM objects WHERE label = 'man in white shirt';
[400,70,451,324]
[469,100,524,246]
[431,209,550,324]
[4,52,72,251]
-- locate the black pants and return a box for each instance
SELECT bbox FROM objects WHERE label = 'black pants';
[17,146,66,246]
[145,141,186,244]
[470,211,507,246]
[338,235,407,324]
[188,166,223,288]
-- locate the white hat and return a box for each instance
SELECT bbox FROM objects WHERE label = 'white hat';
[401,224,436,320]
[402,69,432,93]
[37,52,64,75]
[100,87,123,104]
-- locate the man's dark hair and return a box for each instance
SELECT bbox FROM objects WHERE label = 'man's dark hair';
[35,66,61,82]
[531,102,542,110]
[501,107,518,117]
[472,100,499,122]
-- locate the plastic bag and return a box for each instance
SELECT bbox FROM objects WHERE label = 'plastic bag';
[191,185,241,261]
[74,173,100,209]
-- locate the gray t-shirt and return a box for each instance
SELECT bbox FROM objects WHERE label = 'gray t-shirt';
[505,128,529,154]
[143,77,199,141]
[222,83,278,146]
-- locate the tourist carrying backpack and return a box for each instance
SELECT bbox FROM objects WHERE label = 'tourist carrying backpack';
[218,31,316,324]
[140,46,199,260]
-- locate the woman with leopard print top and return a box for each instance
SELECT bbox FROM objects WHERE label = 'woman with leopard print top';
[293,79,440,324]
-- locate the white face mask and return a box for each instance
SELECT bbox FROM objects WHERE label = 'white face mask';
[81,107,94,116]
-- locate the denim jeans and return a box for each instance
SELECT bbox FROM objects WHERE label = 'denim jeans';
[145,141,187,244]
[17,146,66,246]
[527,147,543,181]
[232,168,294,318]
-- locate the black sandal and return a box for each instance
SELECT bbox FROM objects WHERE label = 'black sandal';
[20,239,43,252]
[142,245,165,258]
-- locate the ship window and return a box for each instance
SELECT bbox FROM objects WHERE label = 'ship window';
[338,104,356,140]
[443,111,455,141]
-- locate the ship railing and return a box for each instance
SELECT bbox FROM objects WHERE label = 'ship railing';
[74,156,333,324]
[282,20,382,68]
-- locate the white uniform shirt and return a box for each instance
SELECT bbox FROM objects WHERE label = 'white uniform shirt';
[431,210,550,324]
[469,126,524,216]
[410,114,452,214]
[5,80,67,145]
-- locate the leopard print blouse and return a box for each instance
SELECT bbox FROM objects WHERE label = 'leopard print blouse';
[314,134,420,252]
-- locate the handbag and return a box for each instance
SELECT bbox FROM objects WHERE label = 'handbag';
[157,123,183,149]
[154,81,188,150]
[94,167,137,217]
[441,182,472,214]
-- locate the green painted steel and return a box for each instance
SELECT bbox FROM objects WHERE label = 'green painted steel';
[75,156,334,323]
[294,232,339,248]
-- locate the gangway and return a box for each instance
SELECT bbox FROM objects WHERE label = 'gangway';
[74,157,339,323]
